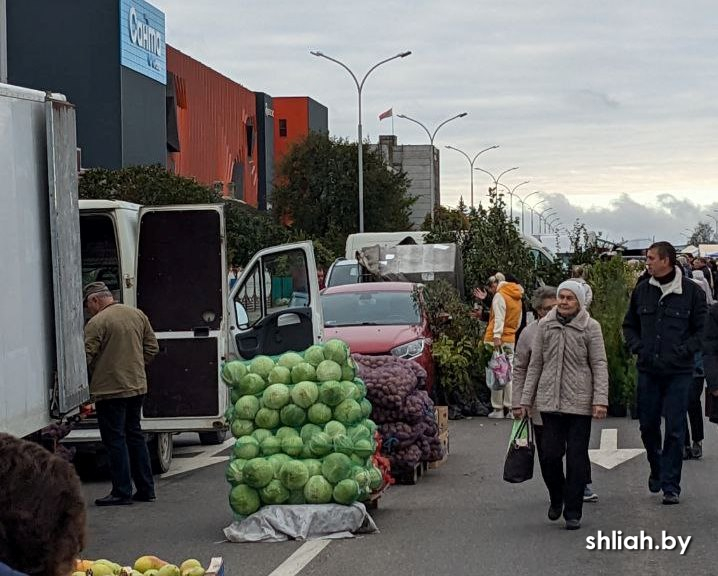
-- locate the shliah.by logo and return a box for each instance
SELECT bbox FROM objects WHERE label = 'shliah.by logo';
[586,531,691,555]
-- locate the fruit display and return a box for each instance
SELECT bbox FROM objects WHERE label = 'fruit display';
[353,354,445,472]
[73,557,209,576]
[222,339,385,517]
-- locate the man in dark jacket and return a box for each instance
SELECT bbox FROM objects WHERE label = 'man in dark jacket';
[623,241,707,505]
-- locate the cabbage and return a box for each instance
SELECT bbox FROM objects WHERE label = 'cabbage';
[353,467,371,490]
[353,438,375,458]
[250,355,275,379]
[334,399,363,426]
[262,384,291,410]
[225,458,247,485]
[363,419,378,434]
[308,431,332,457]
[281,436,304,457]
[291,381,319,409]
[234,436,260,460]
[229,484,260,516]
[268,453,292,477]
[351,454,369,467]
[255,408,280,430]
[260,436,282,456]
[230,388,241,405]
[242,458,274,488]
[340,380,357,400]
[354,380,367,400]
[300,445,314,458]
[360,399,372,419]
[280,404,306,428]
[333,434,354,456]
[287,489,306,504]
[291,363,316,384]
[333,479,360,505]
[319,381,345,407]
[224,405,236,423]
[259,479,290,505]
[341,364,355,382]
[348,424,371,443]
[277,352,304,370]
[275,426,300,439]
[268,366,292,385]
[300,423,323,444]
[231,418,255,438]
[235,395,260,420]
[222,361,248,386]
[252,428,273,443]
[368,466,383,490]
[303,475,333,504]
[316,360,342,382]
[302,458,323,478]
[321,453,353,484]
[303,345,325,367]
[323,420,347,439]
[279,460,310,490]
[323,339,349,365]
[308,403,332,425]
[238,373,266,396]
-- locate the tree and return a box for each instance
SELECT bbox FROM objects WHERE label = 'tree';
[689,221,715,245]
[79,165,289,266]
[272,132,416,257]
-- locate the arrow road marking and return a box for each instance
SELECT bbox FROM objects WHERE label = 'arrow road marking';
[588,428,645,470]
[161,437,234,478]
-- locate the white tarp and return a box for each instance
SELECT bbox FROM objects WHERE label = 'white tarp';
[223,503,378,543]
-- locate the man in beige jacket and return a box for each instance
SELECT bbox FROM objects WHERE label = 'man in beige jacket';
[84,282,159,506]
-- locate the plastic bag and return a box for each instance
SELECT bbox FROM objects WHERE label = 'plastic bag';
[487,352,512,391]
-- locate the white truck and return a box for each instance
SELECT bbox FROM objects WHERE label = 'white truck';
[1,83,325,473]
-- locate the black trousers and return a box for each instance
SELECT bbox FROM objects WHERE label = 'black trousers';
[95,394,155,499]
[535,423,592,489]
[685,378,705,446]
[539,413,592,521]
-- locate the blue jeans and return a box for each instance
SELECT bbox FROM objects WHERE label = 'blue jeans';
[637,372,692,495]
[96,394,155,499]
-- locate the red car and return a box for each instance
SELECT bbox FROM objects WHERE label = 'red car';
[321,282,434,392]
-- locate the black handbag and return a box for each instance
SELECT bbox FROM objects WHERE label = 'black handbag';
[503,417,535,483]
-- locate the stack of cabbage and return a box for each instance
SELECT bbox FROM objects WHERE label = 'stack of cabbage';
[221,340,383,517]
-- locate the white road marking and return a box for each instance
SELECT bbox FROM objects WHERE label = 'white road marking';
[589,428,645,470]
[266,540,331,576]
[161,437,234,478]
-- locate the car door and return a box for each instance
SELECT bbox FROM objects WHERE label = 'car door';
[228,241,324,359]
[135,204,227,431]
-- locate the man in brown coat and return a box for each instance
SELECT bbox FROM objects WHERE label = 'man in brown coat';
[84,282,159,506]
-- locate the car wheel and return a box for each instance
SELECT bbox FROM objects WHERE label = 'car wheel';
[198,429,227,445]
[149,432,173,474]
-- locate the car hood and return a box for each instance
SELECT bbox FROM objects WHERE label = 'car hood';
[324,324,425,354]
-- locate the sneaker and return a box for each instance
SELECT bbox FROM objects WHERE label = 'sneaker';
[504,411,514,419]
[488,410,504,419]
[663,493,680,505]
[583,485,599,503]
[548,504,563,521]
[565,519,581,530]
[648,475,661,494]
[691,441,703,460]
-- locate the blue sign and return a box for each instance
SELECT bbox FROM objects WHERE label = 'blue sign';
[120,0,166,84]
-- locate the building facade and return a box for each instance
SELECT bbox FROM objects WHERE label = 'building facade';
[273,97,329,172]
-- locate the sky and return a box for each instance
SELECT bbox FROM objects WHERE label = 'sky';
[152,0,718,246]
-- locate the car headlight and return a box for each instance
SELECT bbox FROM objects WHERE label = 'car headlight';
[391,339,425,359]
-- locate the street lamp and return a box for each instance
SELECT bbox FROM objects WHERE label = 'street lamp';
[444,145,499,208]
[540,208,557,234]
[397,112,468,224]
[527,198,548,236]
[310,49,412,233]
[497,180,530,221]
[705,214,718,236]
[546,215,561,233]
[514,190,543,235]
[474,166,519,207]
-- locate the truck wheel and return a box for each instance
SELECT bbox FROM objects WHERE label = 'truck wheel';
[198,430,227,445]
[149,432,173,474]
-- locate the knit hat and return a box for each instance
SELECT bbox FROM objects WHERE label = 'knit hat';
[557,280,586,309]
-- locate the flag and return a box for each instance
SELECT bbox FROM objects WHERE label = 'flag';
[379,108,393,121]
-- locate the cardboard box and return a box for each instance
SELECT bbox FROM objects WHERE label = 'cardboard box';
[434,405,449,433]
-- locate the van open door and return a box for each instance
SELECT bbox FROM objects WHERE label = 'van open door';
[229,242,323,359]
[135,205,228,434]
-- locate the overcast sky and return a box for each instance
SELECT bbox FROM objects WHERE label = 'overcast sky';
[152,0,718,245]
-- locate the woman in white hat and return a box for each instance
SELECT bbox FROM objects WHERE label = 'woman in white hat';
[520,280,609,530]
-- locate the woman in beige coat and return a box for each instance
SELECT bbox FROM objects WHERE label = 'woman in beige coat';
[520,281,609,530]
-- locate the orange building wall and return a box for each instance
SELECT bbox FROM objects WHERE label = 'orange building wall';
[273,97,310,169]
[167,46,258,207]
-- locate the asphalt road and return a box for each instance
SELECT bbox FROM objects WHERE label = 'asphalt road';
[80,416,718,575]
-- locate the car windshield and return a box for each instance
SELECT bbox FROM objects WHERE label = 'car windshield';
[322,290,421,327]
[327,262,360,287]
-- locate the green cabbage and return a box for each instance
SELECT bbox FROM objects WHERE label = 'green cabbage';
[238,373,266,396]
[260,436,282,456]
[363,419,378,435]
[291,362,316,384]
[235,395,260,420]
[302,458,323,478]
[268,366,292,385]
[333,434,355,456]
[319,381,345,407]
[300,445,314,458]
[291,381,320,409]
[268,453,292,478]
[316,360,342,382]
[340,380,357,400]
[281,436,304,457]
[334,399,363,426]
[225,458,247,485]
[308,403,332,425]
[287,489,306,504]
[354,380,367,400]
[255,407,280,430]
[351,454,369,467]
[333,479,360,504]
[262,383,291,410]
[303,475,333,504]
[224,405,236,423]
[279,460,310,490]
[280,404,307,427]
[233,436,260,460]
[321,453,353,484]
[229,484,260,516]
[323,420,347,439]
[250,355,275,379]
[360,399,372,419]
[353,467,371,490]
[222,361,248,386]
[341,364,355,382]
[252,428,273,443]
[323,339,349,365]
[275,426,300,439]
[303,345,325,367]
[230,388,241,405]
[368,466,383,490]
[231,418,255,438]
[348,424,371,443]
[277,351,305,370]
[259,479,290,505]
[353,438,375,458]
[242,458,274,488]
[308,431,333,457]
[300,423,323,444]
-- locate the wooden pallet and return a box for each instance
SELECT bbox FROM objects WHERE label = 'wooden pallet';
[393,461,424,485]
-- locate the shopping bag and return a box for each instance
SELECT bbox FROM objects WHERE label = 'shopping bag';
[503,417,535,483]
[487,352,512,391]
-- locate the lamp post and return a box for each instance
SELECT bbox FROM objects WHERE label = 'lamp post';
[539,208,557,234]
[546,215,561,233]
[497,180,530,221]
[514,190,542,234]
[310,49,412,233]
[474,166,519,207]
[527,198,548,236]
[397,112,468,224]
[444,145,499,208]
